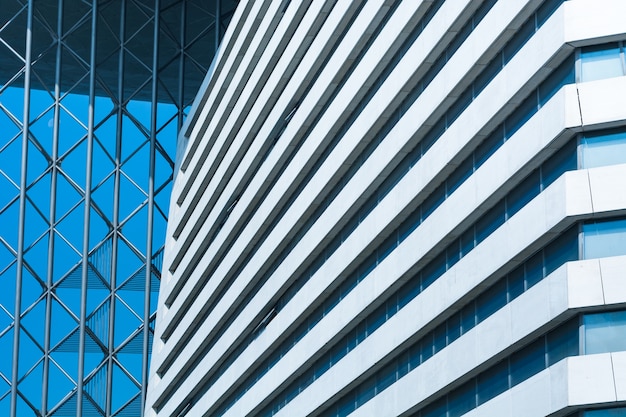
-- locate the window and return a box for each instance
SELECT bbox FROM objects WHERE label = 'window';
[584,310,626,355]
[581,129,626,168]
[580,43,624,82]
[583,219,626,259]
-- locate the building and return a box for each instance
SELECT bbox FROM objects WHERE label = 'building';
[144,0,626,416]
[0,1,235,416]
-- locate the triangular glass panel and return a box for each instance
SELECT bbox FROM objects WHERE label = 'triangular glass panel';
[52,231,81,284]
[111,363,139,414]
[55,202,85,256]
[0,173,18,218]
[82,395,105,417]
[55,171,83,220]
[123,51,152,103]
[63,27,93,85]
[0,327,14,377]
[86,298,110,349]
[49,352,79,391]
[91,174,116,225]
[32,0,59,34]
[84,362,108,413]
[14,393,38,417]
[89,136,115,189]
[46,360,76,412]
[60,91,89,128]
[116,239,144,283]
[54,279,82,318]
[0,41,25,87]
[23,196,49,249]
[116,334,144,381]
[0,396,9,417]
[94,95,115,127]
[0,106,21,146]
[21,299,47,350]
[23,233,49,293]
[0,199,20,250]
[154,139,175,190]
[0,133,23,186]
[28,86,55,124]
[88,238,113,288]
[94,112,118,161]
[0,303,12,335]
[49,391,77,417]
[26,135,51,186]
[154,181,172,221]
[1,4,27,58]
[120,114,148,163]
[125,100,152,133]
[0,263,17,313]
[158,1,182,43]
[59,139,87,192]
[185,1,213,45]
[17,328,43,378]
[19,267,45,315]
[49,297,79,349]
[88,205,111,252]
[118,173,146,223]
[114,393,142,417]
[155,101,178,135]
[17,359,43,411]
[156,62,180,106]
[120,204,148,257]
[60,46,89,95]
[57,106,87,159]
[121,141,149,194]
[26,172,51,227]
[113,296,142,348]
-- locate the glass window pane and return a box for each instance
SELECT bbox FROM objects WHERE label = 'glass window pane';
[544,225,579,275]
[477,360,509,405]
[510,338,545,386]
[525,251,544,289]
[583,219,626,259]
[582,129,626,168]
[476,279,507,323]
[581,44,624,82]
[448,380,476,417]
[547,318,579,365]
[584,407,626,417]
[584,310,626,354]
[507,170,540,218]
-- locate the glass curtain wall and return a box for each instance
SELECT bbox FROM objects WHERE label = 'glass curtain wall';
[0,0,234,416]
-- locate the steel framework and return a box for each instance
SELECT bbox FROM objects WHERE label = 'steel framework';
[0,0,235,416]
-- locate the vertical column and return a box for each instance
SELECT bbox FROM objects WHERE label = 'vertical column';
[10,0,33,415]
[141,0,160,413]
[105,1,126,415]
[215,0,222,51]
[76,1,98,415]
[41,0,64,414]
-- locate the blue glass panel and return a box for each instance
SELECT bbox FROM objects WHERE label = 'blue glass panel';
[584,407,626,417]
[584,310,626,354]
[581,129,626,168]
[581,43,624,82]
[583,219,626,259]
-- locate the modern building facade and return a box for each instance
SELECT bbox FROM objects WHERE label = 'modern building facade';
[0,1,235,416]
[149,0,626,416]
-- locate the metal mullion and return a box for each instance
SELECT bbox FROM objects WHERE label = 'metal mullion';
[105,0,126,413]
[10,0,33,415]
[216,0,221,51]
[142,1,159,413]
[76,1,98,415]
[177,0,185,122]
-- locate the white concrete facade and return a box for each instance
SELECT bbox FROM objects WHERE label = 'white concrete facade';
[146,1,626,416]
